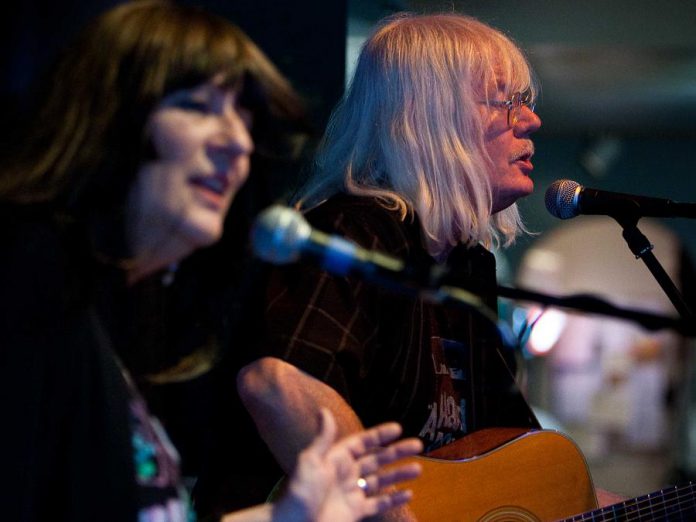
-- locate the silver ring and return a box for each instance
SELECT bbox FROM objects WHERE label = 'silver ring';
[356,477,368,493]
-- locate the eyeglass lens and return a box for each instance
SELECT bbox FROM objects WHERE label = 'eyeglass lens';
[508,91,535,126]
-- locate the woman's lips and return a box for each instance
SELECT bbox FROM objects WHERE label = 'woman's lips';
[189,174,229,195]
[189,174,230,209]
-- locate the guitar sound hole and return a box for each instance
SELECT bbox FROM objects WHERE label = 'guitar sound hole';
[479,506,541,522]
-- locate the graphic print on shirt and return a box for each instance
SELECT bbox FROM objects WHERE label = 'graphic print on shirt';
[419,336,471,452]
[128,389,193,522]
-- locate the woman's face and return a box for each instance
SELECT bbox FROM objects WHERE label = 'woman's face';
[127,76,253,278]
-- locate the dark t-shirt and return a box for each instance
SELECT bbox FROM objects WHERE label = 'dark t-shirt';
[193,194,540,517]
[258,195,538,451]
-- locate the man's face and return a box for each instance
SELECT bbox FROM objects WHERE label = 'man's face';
[482,86,542,213]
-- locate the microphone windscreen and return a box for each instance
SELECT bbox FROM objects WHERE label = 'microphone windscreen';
[250,205,311,264]
[545,179,581,219]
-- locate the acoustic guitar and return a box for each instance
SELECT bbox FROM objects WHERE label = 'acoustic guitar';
[404,427,696,521]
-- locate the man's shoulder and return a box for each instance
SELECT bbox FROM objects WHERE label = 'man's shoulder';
[305,194,419,257]
[306,194,401,225]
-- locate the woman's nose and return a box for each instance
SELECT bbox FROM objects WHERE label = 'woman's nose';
[220,107,254,155]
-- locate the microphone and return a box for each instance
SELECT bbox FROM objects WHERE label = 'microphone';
[249,206,695,338]
[544,179,696,220]
[251,205,426,283]
[250,204,502,335]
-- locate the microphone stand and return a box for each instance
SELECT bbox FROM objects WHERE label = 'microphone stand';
[497,284,695,337]
[328,252,696,337]
[613,214,695,321]
[425,281,694,338]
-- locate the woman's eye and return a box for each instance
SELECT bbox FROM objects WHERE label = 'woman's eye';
[177,99,209,112]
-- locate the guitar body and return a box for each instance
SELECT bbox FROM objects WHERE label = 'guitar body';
[407,429,597,522]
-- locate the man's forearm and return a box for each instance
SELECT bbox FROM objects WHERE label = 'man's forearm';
[237,357,365,472]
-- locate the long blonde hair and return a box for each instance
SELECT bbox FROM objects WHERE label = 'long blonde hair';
[296,13,538,257]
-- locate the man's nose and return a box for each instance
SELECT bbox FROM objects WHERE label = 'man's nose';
[514,106,542,136]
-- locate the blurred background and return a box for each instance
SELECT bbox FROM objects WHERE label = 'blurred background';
[5,0,696,505]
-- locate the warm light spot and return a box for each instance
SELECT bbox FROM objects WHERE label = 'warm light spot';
[527,308,567,356]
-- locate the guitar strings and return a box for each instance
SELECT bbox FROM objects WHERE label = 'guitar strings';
[566,482,696,521]
[587,491,693,522]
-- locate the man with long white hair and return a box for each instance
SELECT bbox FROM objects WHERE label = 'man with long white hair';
[235,12,618,519]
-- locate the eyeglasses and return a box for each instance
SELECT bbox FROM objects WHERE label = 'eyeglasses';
[481,90,536,126]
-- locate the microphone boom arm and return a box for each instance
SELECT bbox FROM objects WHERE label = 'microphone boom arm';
[497,284,695,336]
[614,214,695,321]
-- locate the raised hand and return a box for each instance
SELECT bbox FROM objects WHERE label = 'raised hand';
[280,408,423,522]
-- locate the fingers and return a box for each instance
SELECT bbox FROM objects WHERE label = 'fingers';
[343,422,401,454]
[377,437,424,463]
[362,422,404,448]
[362,487,415,517]
[338,421,405,459]
[380,488,414,508]
[352,433,422,518]
[357,461,422,496]
[356,437,423,477]
[330,421,422,483]
[304,407,338,458]
[355,462,422,518]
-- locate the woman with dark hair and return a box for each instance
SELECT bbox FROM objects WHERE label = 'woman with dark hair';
[0,2,421,521]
